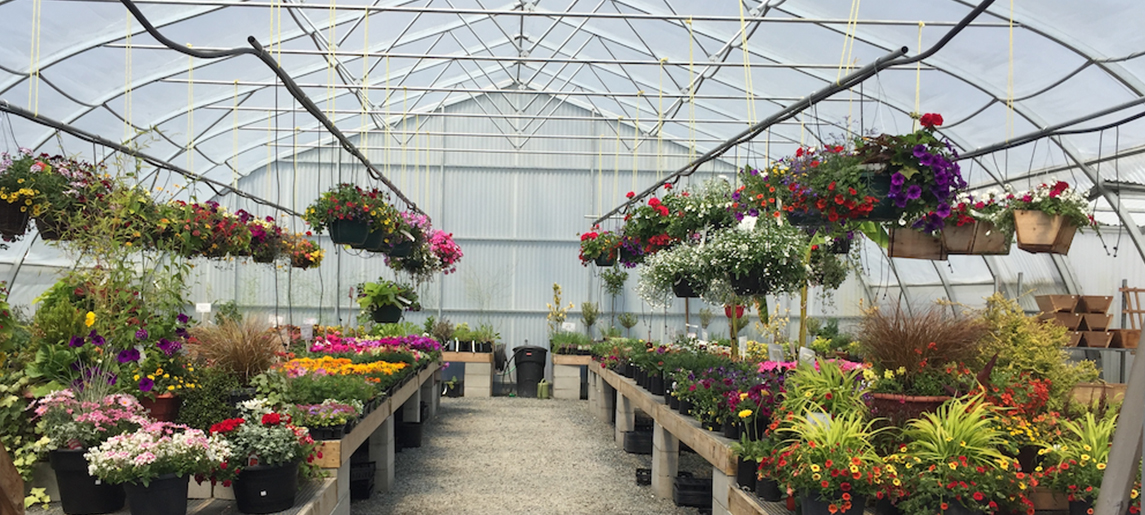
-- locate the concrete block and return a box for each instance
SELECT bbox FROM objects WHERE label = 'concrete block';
[553,386,580,400]
[652,422,679,499]
[402,387,422,423]
[466,385,492,398]
[615,394,634,446]
[213,483,235,500]
[553,364,581,378]
[711,465,733,514]
[370,417,395,493]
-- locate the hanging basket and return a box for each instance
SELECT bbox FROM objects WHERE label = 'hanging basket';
[888,227,947,260]
[35,216,68,241]
[786,210,824,227]
[672,279,701,298]
[371,305,403,324]
[0,202,30,239]
[730,271,767,296]
[1013,210,1077,255]
[361,229,392,252]
[855,170,898,222]
[970,220,1012,255]
[941,222,977,254]
[594,254,615,267]
[827,237,852,255]
[329,219,371,246]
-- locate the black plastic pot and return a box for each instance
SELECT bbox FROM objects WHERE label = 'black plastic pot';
[309,425,345,441]
[876,497,905,515]
[673,476,714,508]
[388,240,414,258]
[623,364,635,379]
[232,462,299,514]
[731,271,768,296]
[123,474,189,515]
[669,392,680,410]
[672,279,700,298]
[802,492,866,515]
[49,449,126,515]
[329,219,371,246]
[349,461,376,500]
[649,373,664,395]
[635,468,652,486]
[736,458,757,490]
[679,399,694,416]
[371,305,403,324]
[477,342,493,353]
[595,255,615,267]
[445,382,463,397]
[756,477,783,502]
[722,419,741,439]
[457,340,474,352]
[397,421,423,448]
[361,229,392,252]
[623,430,653,454]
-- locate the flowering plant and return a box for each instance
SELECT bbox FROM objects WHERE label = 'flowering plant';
[1035,411,1116,504]
[949,190,1011,229]
[241,213,286,262]
[578,228,621,265]
[280,356,408,384]
[620,195,675,262]
[285,234,324,269]
[996,181,1094,236]
[697,216,809,297]
[777,145,886,227]
[891,396,1035,515]
[856,113,967,233]
[156,200,250,258]
[84,421,230,486]
[774,409,890,511]
[0,151,50,237]
[661,179,736,241]
[208,400,316,479]
[292,399,362,428]
[309,334,441,355]
[33,390,150,450]
[428,230,463,275]
[635,241,707,308]
[303,183,400,236]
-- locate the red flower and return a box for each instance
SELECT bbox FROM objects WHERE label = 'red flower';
[840,482,851,491]
[664,183,673,190]
[626,191,635,199]
[940,503,949,511]
[973,492,985,501]
[920,113,944,128]
[262,413,282,426]
[821,480,830,489]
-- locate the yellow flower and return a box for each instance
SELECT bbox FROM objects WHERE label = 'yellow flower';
[167,385,175,391]
[739,392,749,401]
[896,366,906,374]
[1083,445,1092,452]
[163,374,170,379]
[948,462,958,470]
[133,374,140,380]
[1081,454,1091,462]
[884,370,894,379]
[1132,489,1139,500]
[1096,463,1107,470]
[893,478,901,486]
[16,178,23,184]
[738,409,753,419]
[812,473,821,480]
[156,368,163,375]
[810,464,821,472]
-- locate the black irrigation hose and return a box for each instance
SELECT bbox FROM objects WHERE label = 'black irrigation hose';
[591,0,998,226]
[0,99,300,217]
[119,0,425,216]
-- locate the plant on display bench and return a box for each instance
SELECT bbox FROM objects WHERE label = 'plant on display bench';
[1034,411,1120,507]
[84,421,230,486]
[207,399,318,483]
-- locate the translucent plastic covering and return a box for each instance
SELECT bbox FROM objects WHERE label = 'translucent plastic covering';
[2,0,1145,336]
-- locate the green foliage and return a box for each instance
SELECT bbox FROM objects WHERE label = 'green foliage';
[357,279,415,310]
[1037,411,1117,502]
[370,321,422,338]
[600,267,628,298]
[250,370,291,409]
[976,293,1098,410]
[286,373,378,405]
[698,308,714,329]
[618,312,638,331]
[213,300,243,325]
[782,359,868,416]
[176,366,241,432]
[0,368,42,482]
[580,302,599,336]
[430,318,455,343]
[550,331,592,353]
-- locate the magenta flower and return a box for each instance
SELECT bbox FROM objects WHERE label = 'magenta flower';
[135,328,148,340]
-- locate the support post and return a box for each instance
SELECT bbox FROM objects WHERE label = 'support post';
[402,385,422,423]
[615,392,634,446]
[1095,340,1145,514]
[652,421,679,499]
[711,464,734,515]
[369,416,396,493]
[599,379,616,424]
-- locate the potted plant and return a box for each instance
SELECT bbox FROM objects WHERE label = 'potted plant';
[579,228,621,266]
[619,193,675,265]
[699,215,809,298]
[662,179,736,241]
[472,323,499,353]
[428,229,463,275]
[243,214,286,263]
[550,331,592,355]
[774,409,889,515]
[27,153,108,241]
[636,241,708,306]
[943,191,1013,255]
[208,400,317,514]
[891,396,1035,515]
[284,234,324,269]
[84,421,228,515]
[303,183,397,247]
[32,387,149,515]
[292,399,362,440]
[858,306,987,426]
[775,145,889,227]
[0,150,48,240]
[998,181,1094,255]
[357,279,416,324]
[1034,411,1117,515]
[186,318,285,411]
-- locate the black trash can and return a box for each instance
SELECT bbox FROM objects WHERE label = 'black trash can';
[513,345,548,398]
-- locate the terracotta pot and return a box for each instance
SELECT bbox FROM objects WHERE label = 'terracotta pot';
[139,393,181,422]
[1013,210,1077,254]
[888,227,947,260]
[868,393,951,426]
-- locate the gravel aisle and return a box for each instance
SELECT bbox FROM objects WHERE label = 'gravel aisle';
[352,397,697,515]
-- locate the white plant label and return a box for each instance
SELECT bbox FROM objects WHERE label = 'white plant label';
[768,343,785,362]
[195,302,211,313]
[561,322,576,332]
[798,346,817,366]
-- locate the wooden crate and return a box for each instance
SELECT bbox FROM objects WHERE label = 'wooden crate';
[1070,383,1127,406]
[1111,329,1141,349]
[1080,313,1112,331]
[1081,331,1113,348]
[1077,295,1113,314]
[1036,294,1079,313]
[888,227,947,260]
[1068,332,1083,347]
[1049,312,1083,330]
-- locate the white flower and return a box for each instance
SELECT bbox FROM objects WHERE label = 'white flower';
[738,215,759,232]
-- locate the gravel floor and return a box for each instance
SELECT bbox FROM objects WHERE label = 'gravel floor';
[353,397,701,515]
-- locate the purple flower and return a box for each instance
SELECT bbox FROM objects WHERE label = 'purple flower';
[68,336,85,348]
[135,328,148,340]
[157,338,182,356]
[175,327,189,338]
[116,348,141,364]
[935,202,952,218]
[177,313,190,324]
[894,197,909,209]
[905,184,922,200]
[890,172,906,186]
[912,144,929,158]
[731,191,741,202]
[748,208,759,217]
[138,377,154,393]
[89,330,106,346]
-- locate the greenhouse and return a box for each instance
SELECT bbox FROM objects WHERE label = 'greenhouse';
[2,0,1145,514]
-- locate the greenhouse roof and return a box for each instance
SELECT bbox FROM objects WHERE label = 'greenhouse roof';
[1,0,1145,223]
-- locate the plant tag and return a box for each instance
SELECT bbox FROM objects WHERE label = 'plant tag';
[738,336,748,359]
[260,491,267,497]
[195,303,211,313]
[301,325,314,341]
[687,332,696,339]
[701,330,708,341]
[768,343,785,362]
[94,480,101,485]
[798,346,816,366]
[807,412,831,429]
[561,322,576,332]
